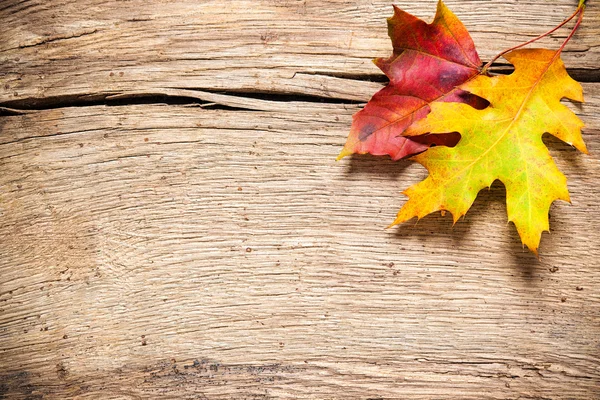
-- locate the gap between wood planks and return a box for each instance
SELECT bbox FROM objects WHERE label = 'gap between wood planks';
[0,66,598,116]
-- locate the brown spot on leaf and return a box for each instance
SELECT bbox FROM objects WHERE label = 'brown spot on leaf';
[358,124,377,141]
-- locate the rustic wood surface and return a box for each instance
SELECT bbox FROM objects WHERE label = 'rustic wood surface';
[1,0,599,399]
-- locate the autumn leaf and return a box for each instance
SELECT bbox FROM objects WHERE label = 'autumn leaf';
[392,49,586,254]
[338,0,485,161]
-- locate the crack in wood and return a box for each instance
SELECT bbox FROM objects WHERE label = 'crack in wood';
[0,87,359,114]
[2,29,100,53]
[0,93,253,114]
[1,67,597,115]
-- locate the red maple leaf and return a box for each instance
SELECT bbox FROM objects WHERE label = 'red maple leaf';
[338,0,486,161]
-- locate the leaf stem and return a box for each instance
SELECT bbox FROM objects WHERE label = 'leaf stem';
[556,2,585,55]
[481,3,585,74]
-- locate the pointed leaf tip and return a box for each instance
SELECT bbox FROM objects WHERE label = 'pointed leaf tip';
[336,147,353,161]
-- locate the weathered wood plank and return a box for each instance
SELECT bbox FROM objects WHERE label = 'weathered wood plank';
[1,0,599,397]
[1,0,598,106]
[0,83,599,398]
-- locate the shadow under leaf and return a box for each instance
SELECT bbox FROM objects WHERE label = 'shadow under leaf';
[390,179,542,274]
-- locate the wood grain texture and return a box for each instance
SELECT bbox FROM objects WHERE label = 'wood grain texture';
[0,0,599,106]
[1,85,599,399]
[1,0,599,398]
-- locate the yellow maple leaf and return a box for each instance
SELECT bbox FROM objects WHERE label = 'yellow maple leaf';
[392,48,586,254]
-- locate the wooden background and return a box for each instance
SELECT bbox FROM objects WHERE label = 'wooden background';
[1,0,599,398]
